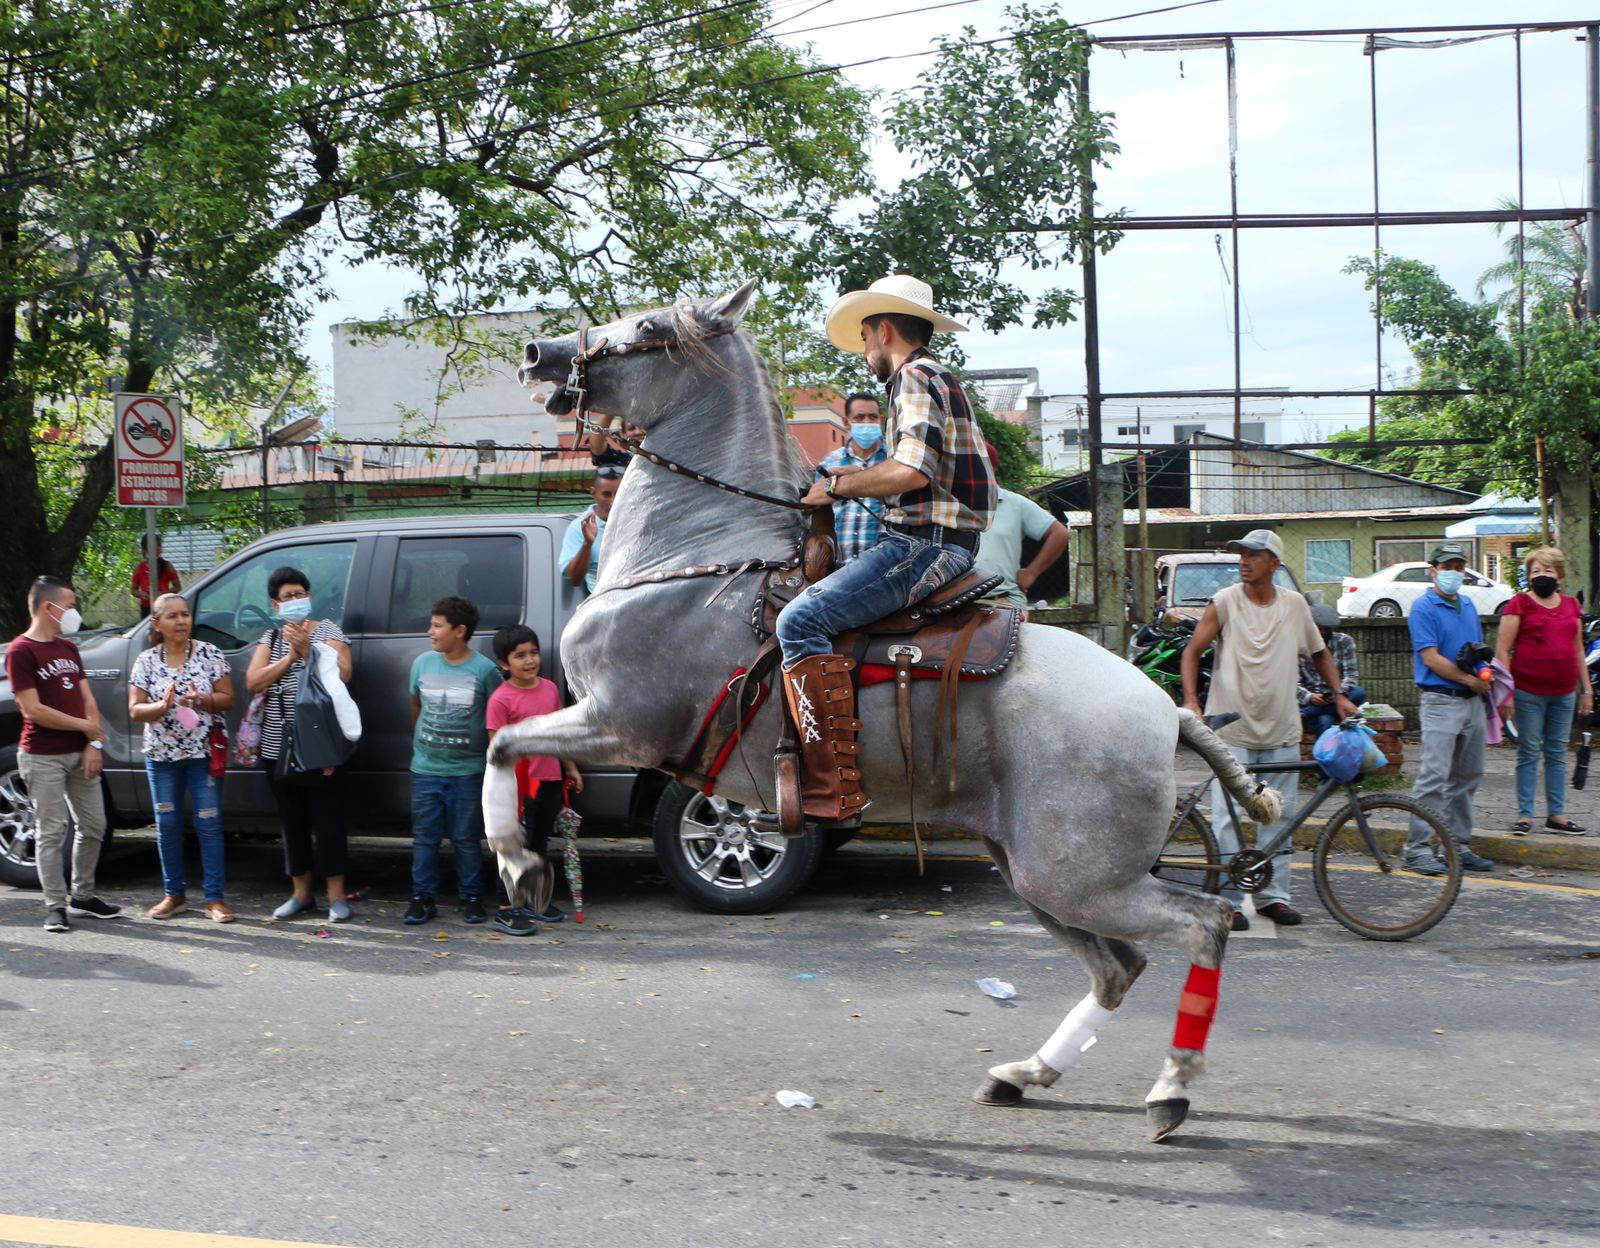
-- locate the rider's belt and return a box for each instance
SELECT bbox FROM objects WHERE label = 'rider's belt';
[1418,684,1474,698]
[885,522,979,553]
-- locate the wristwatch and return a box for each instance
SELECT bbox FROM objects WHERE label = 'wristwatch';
[823,473,840,499]
[88,740,104,751]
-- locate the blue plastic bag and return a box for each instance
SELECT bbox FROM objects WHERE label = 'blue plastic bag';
[1313,722,1382,782]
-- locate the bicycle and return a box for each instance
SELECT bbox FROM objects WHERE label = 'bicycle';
[1153,716,1463,941]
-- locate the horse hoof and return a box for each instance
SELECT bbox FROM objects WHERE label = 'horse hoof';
[1145,1097,1190,1142]
[972,1076,1025,1107]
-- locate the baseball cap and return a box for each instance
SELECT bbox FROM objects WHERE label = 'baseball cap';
[1310,603,1340,630]
[1223,529,1284,559]
[1427,542,1468,565]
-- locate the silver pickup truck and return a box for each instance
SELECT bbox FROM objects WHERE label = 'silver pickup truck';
[0,514,829,912]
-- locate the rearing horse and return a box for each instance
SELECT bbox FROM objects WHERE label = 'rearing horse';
[484,281,1280,1142]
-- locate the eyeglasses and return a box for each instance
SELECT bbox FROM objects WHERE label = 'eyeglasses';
[275,590,310,601]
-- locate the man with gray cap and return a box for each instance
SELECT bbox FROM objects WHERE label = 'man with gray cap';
[1299,602,1367,738]
[1181,529,1356,929]
[1406,542,1496,874]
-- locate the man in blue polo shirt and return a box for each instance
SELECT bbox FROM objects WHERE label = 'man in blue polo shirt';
[1407,542,1497,874]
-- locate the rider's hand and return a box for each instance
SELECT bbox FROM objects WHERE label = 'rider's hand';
[800,477,834,508]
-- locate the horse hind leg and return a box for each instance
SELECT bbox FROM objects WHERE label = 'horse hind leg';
[973,910,1147,1108]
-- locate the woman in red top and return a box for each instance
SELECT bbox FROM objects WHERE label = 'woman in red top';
[1496,547,1594,834]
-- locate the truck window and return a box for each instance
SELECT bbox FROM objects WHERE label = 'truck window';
[387,535,526,634]
[189,540,357,651]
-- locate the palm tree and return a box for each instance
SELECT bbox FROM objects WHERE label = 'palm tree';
[1476,196,1587,319]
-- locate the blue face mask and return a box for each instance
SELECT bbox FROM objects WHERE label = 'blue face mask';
[850,422,883,451]
[277,597,313,622]
[1434,570,1465,596]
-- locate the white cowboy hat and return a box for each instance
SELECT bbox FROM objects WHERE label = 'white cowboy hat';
[824,274,968,352]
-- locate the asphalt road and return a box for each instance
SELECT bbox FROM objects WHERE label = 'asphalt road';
[2,834,1598,1248]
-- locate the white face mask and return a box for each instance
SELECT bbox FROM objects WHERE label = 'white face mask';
[51,603,83,635]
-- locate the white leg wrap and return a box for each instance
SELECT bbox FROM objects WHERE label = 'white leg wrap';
[1036,993,1115,1074]
[481,762,522,846]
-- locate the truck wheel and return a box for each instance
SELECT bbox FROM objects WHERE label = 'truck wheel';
[651,782,822,914]
[0,744,67,890]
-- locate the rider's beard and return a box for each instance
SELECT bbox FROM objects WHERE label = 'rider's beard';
[866,346,892,384]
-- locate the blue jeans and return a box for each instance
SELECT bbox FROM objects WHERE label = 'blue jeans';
[1209,744,1300,910]
[1512,689,1576,819]
[1300,684,1368,739]
[145,757,226,902]
[776,530,975,666]
[411,771,486,899]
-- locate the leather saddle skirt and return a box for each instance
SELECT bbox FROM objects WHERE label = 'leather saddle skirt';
[756,566,1021,679]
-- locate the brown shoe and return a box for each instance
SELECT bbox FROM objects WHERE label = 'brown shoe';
[781,653,866,822]
[148,895,187,920]
[205,901,237,924]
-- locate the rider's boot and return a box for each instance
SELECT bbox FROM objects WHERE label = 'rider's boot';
[781,653,867,822]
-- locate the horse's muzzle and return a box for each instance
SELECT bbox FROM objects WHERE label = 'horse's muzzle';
[518,338,573,388]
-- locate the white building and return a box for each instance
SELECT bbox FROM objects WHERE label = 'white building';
[330,311,560,446]
[1040,393,1289,472]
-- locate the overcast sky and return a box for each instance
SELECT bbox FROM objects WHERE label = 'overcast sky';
[305,1,1600,439]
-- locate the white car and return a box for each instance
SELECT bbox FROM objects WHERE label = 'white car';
[1336,562,1514,619]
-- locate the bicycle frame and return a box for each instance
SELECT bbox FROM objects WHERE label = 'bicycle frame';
[1163,759,1402,890]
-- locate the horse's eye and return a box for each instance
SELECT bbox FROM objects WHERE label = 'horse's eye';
[637,320,656,337]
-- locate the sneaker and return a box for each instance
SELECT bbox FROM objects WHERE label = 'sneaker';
[493,907,538,937]
[531,904,565,924]
[1256,901,1304,926]
[1404,855,1448,877]
[273,895,314,920]
[404,895,437,925]
[67,895,122,920]
[1459,850,1496,873]
[43,906,69,933]
[1230,910,1250,932]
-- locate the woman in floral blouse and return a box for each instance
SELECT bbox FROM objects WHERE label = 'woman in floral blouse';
[129,593,236,921]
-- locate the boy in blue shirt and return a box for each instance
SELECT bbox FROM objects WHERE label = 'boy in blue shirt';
[406,595,503,924]
[1406,543,1496,875]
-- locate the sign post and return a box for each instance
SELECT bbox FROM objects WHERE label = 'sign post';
[114,394,184,612]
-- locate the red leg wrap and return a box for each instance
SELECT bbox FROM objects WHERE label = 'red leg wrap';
[1171,963,1221,1051]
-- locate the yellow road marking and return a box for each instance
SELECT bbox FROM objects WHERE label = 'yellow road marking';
[0,1215,353,1248]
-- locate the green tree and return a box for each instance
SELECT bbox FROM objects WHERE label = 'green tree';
[1337,253,1598,596]
[1,0,872,630]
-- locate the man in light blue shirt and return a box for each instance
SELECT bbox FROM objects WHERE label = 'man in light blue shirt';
[975,442,1070,608]
[560,466,622,594]
[817,392,889,562]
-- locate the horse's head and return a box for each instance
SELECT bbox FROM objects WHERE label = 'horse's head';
[519,280,758,428]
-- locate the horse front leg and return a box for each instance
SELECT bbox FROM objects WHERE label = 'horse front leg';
[482,697,622,910]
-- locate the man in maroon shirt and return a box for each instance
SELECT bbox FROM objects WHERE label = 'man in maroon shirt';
[6,576,118,931]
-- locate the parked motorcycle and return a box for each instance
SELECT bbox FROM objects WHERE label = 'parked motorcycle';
[1127,616,1213,705]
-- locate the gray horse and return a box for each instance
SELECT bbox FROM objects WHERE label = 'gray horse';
[485,281,1280,1142]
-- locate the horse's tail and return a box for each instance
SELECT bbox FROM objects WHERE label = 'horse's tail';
[1176,708,1283,825]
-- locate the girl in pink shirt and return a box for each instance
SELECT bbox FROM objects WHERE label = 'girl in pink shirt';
[485,625,582,933]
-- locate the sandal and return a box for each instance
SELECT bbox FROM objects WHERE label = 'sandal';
[1510,819,1533,836]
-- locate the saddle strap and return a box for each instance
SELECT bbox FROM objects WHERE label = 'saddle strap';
[931,611,985,792]
[894,652,924,875]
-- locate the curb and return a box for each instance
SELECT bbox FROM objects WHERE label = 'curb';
[854,821,1600,872]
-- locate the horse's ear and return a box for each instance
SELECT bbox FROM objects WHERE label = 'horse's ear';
[700,280,758,329]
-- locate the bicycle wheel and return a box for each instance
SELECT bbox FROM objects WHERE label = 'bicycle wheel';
[1151,806,1222,895]
[1312,794,1462,941]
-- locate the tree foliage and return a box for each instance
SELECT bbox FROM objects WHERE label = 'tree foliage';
[1,0,874,629]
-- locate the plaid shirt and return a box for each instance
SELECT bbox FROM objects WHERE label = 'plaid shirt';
[819,441,888,560]
[885,349,997,533]
[1298,630,1359,704]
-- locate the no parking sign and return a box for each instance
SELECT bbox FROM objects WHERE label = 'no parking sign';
[114,393,185,507]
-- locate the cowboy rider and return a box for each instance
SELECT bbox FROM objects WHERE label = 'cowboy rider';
[775,275,997,823]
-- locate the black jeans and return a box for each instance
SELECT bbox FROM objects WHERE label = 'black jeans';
[265,762,348,879]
